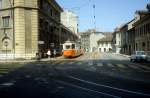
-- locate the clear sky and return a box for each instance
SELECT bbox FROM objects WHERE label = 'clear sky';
[56,0,150,32]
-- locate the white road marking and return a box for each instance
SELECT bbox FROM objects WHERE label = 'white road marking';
[77,62,83,65]
[132,63,150,71]
[116,64,126,68]
[97,63,103,67]
[67,76,150,97]
[59,61,66,65]
[68,62,74,65]
[128,64,140,69]
[139,65,150,70]
[0,81,15,87]
[107,63,114,67]
[88,61,94,66]
[0,71,9,74]
[56,80,121,98]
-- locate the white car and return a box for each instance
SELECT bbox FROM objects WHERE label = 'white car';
[130,51,148,62]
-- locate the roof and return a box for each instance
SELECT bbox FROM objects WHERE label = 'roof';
[98,33,113,43]
[48,0,63,12]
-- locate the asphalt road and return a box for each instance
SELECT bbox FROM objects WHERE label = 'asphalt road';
[0,53,150,98]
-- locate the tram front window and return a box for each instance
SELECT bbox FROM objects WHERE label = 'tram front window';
[72,44,75,49]
[66,45,71,49]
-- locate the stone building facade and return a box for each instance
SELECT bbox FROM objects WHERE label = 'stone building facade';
[113,3,150,55]
[97,33,113,52]
[113,28,122,53]
[80,32,91,52]
[80,29,112,53]
[0,0,78,59]
[134,9,150,53]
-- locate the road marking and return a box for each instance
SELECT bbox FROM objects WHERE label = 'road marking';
[128,64,141,69]
[132,63,150,71]
[0,71,9,74]
[68,62,74,65]
[139,65,150,70]
[77,61,83,65]
[97,63,103,67]
[116,64,126,68]
[56,80,121,98]
[67,76,150,97]
[88,61,94,65]
[59,61,66,65]
[107,63,114,67]
[52,61,60,65]
[0,68,9,71]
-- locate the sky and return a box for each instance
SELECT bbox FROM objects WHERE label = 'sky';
[56,0,150,32]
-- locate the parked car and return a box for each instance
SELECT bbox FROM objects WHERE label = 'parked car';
[130,51,148,62]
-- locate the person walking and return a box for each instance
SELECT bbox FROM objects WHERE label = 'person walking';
[53,49,56,58]
[47,49,51,59]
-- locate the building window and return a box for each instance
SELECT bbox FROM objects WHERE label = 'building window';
[39,0,43,9]
[136,43,138,50]
[147,41,150,51]
[0,0,2,9]
[2,16,10,27]
[142,42,145,51]
[50,9,53,17]
[39,18,43,29]
[99,48,101,52]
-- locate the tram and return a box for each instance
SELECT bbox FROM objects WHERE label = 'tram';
[63,40,83,58]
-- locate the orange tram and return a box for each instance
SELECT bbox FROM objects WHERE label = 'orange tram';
[63,41,84,58]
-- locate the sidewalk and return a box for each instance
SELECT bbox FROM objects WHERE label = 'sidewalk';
[117,53,131,58]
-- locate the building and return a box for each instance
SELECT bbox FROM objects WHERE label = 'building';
[61,10,78,35]
[134,4,150,53]
[113,3,150,55]
[90,32,105,52]
[80,32,91,52]
[113,27,122,53]
[97,33,113,52]
[126,16,140,55]
[80,29,113,52]
[0,0,78,59]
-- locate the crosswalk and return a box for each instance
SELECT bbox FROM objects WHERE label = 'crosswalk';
[48,60,150,72]
[0,61,150,77]
[0,64,23,77]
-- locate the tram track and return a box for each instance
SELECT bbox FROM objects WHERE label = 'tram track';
[54,75,150,98]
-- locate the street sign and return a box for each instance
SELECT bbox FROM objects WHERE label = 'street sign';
[38,41,44,45]
[50,43,54,47]
[4,41,9,46]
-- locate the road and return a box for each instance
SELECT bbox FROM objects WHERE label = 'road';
[0,53,150,98]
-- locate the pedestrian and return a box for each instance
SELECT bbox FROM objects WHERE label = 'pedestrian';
[53,49,56,58]
[47,49,51,59]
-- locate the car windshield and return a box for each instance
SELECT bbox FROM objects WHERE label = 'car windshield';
[137,51,145,55]
[0,0,150,98]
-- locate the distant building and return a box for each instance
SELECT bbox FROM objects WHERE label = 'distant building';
[80,32,91,52]
[97,33,113,52]
[80,29,112,52]
[113,27,122,53]
[61,10,78,35]
[90,32,105,52]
